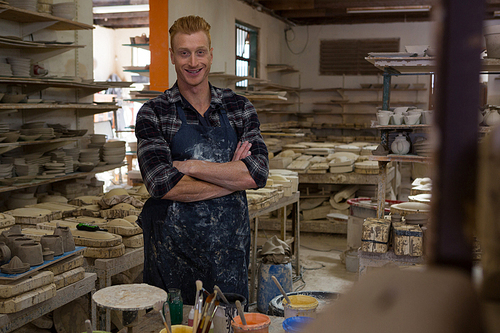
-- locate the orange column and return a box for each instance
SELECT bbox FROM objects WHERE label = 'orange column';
[149,0,169,92]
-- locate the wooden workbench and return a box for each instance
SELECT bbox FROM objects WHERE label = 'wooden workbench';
[0,273,97,333]
[248,191,300,304]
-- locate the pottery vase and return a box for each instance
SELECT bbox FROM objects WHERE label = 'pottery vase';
[18,242,43,266]
[485,109,500,126]
[1,232,23,249]
[53,226,75,252]
[40,235,64,256]
[11,237,36,258]
[391,134,411,155]
[0,241,11,265]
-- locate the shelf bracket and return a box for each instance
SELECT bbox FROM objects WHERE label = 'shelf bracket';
[21,21,58,37]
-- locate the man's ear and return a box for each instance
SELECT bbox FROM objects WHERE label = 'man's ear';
[210,48,213,64]
[170,48,175,65]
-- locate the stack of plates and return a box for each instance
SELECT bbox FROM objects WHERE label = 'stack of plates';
[21,121,45,129]
[52,2,76,20]
[63,147,80,161]
[335,145,361,154]
[0,63,12,77]
[9,0,37,11]
[90,134,107,144]
[6,57,31,77]
[101,141,126,164]
[0,164,13,179]
[43,162,66,175]
[0,123,10,133]
[14,163,39,176]
[413,139,432,157]
[80,148,100,165]
[54,156,74,174]
[20,127,55,140]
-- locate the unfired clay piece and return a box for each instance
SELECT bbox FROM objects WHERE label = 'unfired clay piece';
[1,256,30,274]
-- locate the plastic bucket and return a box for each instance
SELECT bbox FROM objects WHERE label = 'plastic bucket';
[345,249,359,273]
[160,325,192,333]
[257,262,292,313]
[282,316,315,333]
[231,313,271,333]
[283,295,319,318]
[213,293,247,333]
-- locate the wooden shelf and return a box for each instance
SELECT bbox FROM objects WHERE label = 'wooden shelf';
[122,43,150,51]
[0,272,96,333]
[337,88,427,92]
[370,154,431,163]
[0,4,93,33]
[314,101,427,106]
[0,77,129,96]
[265,64,299,74]
[0,103,118,116]
[365,56,500,74]
[0,163,126,193]
[299,167,395,185]
[374,124,431,130]
[251,82,300,92]
[208,73,267,84]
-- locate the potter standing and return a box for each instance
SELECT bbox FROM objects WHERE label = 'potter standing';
[135,15,269,305]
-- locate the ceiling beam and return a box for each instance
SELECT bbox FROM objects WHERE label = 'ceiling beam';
[258,0,315,11]
[93,0,148,6]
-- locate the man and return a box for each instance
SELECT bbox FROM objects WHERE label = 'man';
[135,15,269,305]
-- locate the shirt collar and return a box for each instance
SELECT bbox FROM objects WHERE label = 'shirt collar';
[166,82,224,110]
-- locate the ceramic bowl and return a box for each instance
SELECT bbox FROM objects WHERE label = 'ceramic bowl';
[421,111,433,125]
[391,114,404,125]
[0,131,20,143]
[103,141,126,148]
[1,94,26,103]
[404,114,421,125]
[78,162,95,172]
[377,113,391,126]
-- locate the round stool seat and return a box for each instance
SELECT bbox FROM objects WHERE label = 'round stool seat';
[93,283,168,311]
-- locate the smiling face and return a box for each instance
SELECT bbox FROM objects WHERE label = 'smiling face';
[170,31,213,90]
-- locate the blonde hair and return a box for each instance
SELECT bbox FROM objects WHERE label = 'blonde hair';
[169,15,211,49]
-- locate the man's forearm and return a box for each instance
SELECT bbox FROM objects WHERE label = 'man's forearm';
[174,159,257,191]
[162,175,234,202]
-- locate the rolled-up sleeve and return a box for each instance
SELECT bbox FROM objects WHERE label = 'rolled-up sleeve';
[237,98,269,189]
[135,99,184,199]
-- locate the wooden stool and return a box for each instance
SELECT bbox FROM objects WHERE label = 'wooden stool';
[92,283,168,333]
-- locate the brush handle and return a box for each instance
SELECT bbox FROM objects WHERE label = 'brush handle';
[235,300,247,326]
[214,285,229,304]
[272,276,292,305]
[85,319,92,333]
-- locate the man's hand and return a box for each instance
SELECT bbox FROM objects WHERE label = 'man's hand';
[232,141,252,161]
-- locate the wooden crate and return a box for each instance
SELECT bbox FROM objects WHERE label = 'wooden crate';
[393,225,423,257]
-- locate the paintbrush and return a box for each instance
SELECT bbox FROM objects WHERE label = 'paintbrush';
[197,292,215,333]
[235,300,247,326]
[162,300,172,333]
[272,275,292,305]
[202,300,219,333]
[84,319,92,333]
[213,285,229,304]
[201,290,217,333]
[193,280,203,333]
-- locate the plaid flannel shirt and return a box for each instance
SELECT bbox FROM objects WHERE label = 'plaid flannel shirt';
[135,82,269,199]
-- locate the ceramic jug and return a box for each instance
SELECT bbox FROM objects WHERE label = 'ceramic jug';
[53,226,75,252]
[391,134,411,155]
[485,109,500,126]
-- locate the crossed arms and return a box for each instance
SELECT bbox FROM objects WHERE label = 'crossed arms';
[163,141,257,202]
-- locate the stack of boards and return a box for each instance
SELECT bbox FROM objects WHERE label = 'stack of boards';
[246,169,299,211]
[269,141,379,175]
[0,253,85,314]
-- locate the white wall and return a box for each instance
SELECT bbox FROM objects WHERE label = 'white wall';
[168,0,287,88]
[93,26,150,82]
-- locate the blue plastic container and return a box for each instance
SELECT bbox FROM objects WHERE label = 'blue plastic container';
[257,262,292,313]
[282,316,315,333]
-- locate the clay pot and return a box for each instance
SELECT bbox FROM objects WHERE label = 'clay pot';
[18,242,43,266]
[1,256,30,274]
[53,226,75,252]
[1,233,23,249]
[42,248,54,261]
[391,134,411,155]
[40,235,64,256]
[11,237,36,258]
[0,241,11,265]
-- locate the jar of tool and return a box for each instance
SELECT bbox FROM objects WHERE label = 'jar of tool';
[169,288,183,325]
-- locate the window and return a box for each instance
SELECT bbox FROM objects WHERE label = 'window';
[235,21,258,88]
[320,38,400,75]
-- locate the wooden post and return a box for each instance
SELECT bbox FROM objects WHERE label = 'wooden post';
[149,0,170,92]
